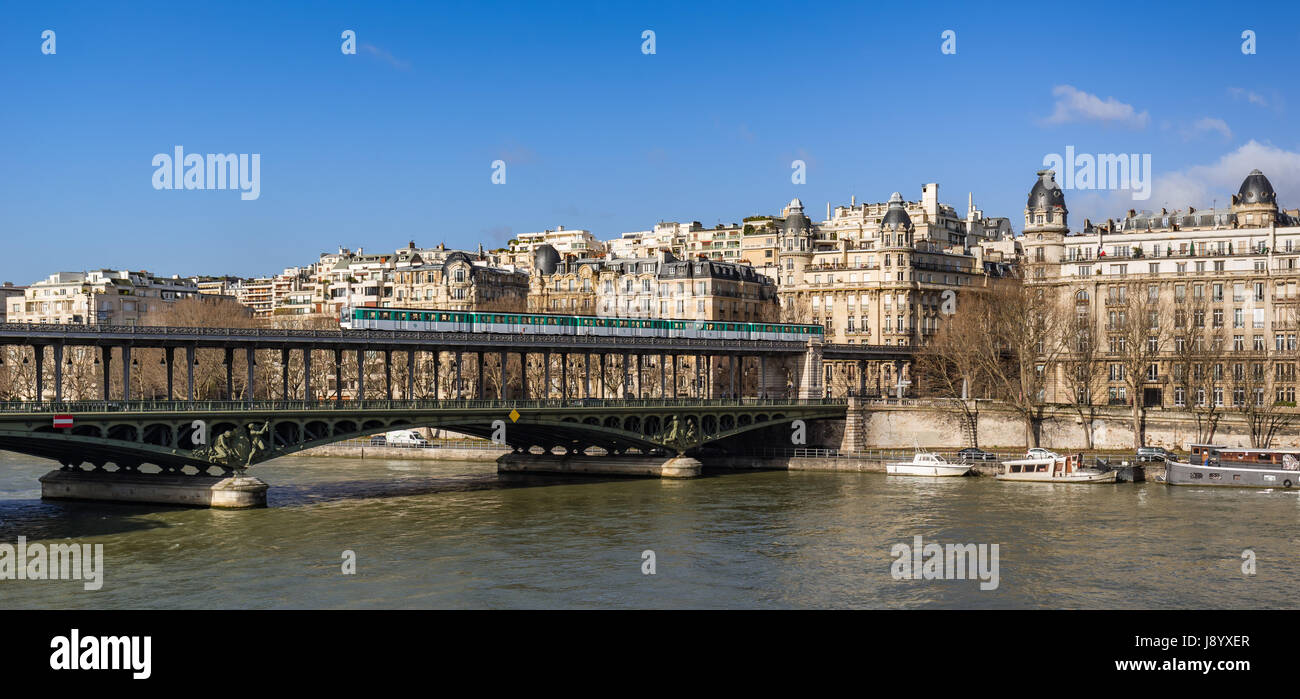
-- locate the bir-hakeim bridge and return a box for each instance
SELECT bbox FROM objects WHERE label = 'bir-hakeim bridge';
[0,322,914,507]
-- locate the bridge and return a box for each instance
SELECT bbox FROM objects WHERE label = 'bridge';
[0,397,845,471]
[0,322,907,507]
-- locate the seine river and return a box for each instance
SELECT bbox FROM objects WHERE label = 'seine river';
[2,451,1298,609]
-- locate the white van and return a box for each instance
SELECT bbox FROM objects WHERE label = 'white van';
[384,430,430,447]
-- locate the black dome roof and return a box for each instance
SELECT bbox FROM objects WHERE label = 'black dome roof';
[782,197,810,235]
[1237,169,1276,205]
[881,192,911,229]
[1027,170,1067,211]
[534,244,560,275]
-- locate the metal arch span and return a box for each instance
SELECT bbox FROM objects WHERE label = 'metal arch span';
[0,398,848,473]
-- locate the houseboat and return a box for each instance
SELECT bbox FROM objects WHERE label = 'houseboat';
[886,451,971,477]
[996,450,1118,484]
[1164,446,1300,488]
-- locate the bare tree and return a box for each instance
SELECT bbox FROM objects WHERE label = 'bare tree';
[1112,283,1171,448]
[1169,294,1225,445]
[975,279,1066,448]
[918,292,996,447]
[1231,355,1295,448]
[1057,310,1106,450]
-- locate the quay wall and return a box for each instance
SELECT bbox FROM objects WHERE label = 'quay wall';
[816,402,1300,451]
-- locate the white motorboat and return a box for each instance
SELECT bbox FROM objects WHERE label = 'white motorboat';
[996,450,1118,483]
[886,451,971,477]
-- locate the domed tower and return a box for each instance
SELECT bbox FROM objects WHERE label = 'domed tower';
[1023,170,1068,277]
[1231,169,1279,228]
[1025,169,1068,235]
[776,197,814,287]
[527,244,562,313]
[780,198,814,253]
[533,244,560,276]
[880,192,913,246]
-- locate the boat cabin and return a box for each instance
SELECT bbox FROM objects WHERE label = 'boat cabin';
[1204,447,1300,469]
[1003,453,1085,476]
[1187,444,1226,462]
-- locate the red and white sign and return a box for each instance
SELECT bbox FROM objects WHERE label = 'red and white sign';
[53,415,73,429]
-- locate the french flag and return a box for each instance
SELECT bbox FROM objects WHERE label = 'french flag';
[53,415,73,429]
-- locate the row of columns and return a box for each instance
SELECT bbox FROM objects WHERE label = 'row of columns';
[821,359,913,398]
[18,344,785,402]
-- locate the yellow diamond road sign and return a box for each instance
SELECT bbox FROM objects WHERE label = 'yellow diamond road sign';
[509,409,520,423]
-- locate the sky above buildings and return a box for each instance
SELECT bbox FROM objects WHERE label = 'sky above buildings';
[2,0,1298,283]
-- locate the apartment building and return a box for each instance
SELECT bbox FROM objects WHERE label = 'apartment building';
[504,226,603,270]
[1022,168,1300,408]
[391,251,528,312]
[528,245,779,322]
[7,270,202,325]
[767,195,1018,345]
[0,283,25,323]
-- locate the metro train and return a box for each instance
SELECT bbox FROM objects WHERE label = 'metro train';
[340,306,823,342]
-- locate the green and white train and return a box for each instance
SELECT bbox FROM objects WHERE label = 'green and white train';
[340,306,823,342]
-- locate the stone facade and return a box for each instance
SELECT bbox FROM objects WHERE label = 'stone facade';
[1023,167,1300,410]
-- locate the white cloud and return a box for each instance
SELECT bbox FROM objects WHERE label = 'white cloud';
[1180,117,1233,141]
[1042,85,1149,129]
[1069,140,1300,223]
[1228,87,1268,107]
[361,43,411,70]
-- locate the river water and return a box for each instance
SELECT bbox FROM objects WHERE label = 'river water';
[1,451,1298,609]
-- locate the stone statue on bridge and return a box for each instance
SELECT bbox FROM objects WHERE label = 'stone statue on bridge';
[192,421,274,471]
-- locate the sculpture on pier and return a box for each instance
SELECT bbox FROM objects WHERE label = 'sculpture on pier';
[192,421,274,470]
[660,416,699,453]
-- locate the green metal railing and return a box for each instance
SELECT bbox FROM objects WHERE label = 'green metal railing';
[0,397,848,414]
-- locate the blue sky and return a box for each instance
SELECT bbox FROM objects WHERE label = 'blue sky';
[2,0,1298,283]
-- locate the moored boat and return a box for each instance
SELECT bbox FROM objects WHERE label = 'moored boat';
[1164,446,1300,488]
[996,450,1118,484]
[886,451,971,477]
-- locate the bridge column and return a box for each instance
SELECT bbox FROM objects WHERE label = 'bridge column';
[355,349,365,400]
[660,354,666,398]
[672,355,679,398]
[543,351,551,399]
[432,351,441,400]
[165,348,173,400]
[33,345,44,402]
[187,346,196,401]
[302,348,311,401]
[519,352,527,399]
[384,350,393,400]
[476,351,484,399]
[246,347,255,404]
[53,345,63,403]
[101,347,111,401]
[123,346,132,400]
[730,355,737,399]
[223,348,233,400]
[411,351,418,400]
[333,349,343,404]
[858,359,867,397]
[281,348,290,401]
[624,350,634,394]
[560,353,567,399]
[759,355,766,399]
[584,353,591,398]
[499,351,507,399]
[794,339,824,400]
[454,352,462,399]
